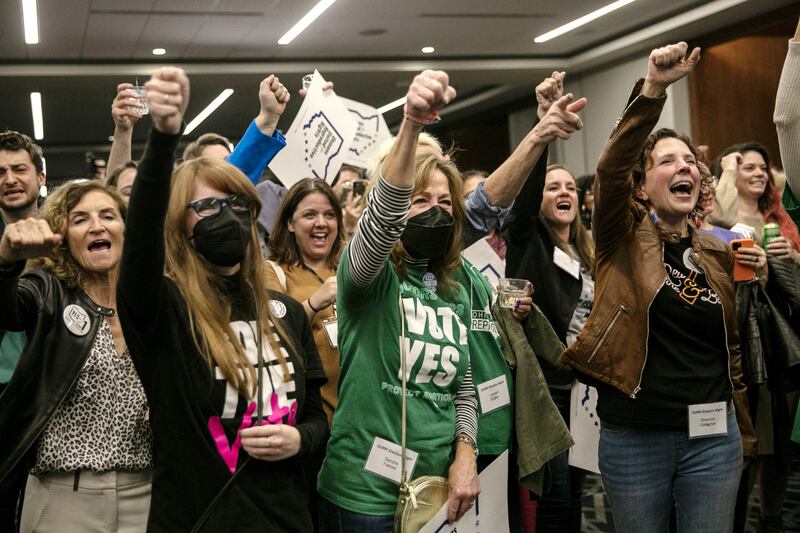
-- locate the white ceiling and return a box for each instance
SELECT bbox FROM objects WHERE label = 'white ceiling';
[0,0,796,180]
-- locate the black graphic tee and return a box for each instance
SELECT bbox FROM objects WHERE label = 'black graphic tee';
[598,238,731,430]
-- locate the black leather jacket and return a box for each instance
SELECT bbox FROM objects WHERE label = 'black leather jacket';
[0,261,113,491]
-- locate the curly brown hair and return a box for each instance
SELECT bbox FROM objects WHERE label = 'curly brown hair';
[632,128,711,219]
[34,180,127,288]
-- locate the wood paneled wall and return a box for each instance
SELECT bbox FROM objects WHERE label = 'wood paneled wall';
[689,31,793,168]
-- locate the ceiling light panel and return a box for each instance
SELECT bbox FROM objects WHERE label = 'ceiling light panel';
[534,0,637,43]
[278,0,337,45]
[184,89,234,135]
[30,92,44,140]
[22,0,39,44]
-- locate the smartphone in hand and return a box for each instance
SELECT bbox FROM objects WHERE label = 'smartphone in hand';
[731,238,755,282]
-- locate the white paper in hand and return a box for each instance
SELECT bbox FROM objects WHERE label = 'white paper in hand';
[418,451,509,533]
[269,71,359,189]
[339,97,392,169]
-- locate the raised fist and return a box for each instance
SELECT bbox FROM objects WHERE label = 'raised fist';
[145,67,190,135]
[256,75,290,133]
[644,42,701,95]
[536,71,566,120]
[405,70,457,120]
[0,218,62,264]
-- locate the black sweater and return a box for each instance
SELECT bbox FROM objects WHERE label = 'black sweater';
[502,147,579,386]
[117,128,328,533]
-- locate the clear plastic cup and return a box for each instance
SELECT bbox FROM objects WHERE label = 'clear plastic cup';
[497,278,529,308]
[129,86,149,115]
[302,74,314,91]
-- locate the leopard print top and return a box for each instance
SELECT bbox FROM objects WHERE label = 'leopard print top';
[32,318,152,474]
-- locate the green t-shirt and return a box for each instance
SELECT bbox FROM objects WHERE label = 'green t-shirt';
[782,183,800,228]
[318,252,471,515]
[455,260,513,454]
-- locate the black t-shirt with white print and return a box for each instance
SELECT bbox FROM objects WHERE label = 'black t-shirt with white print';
[597,238,731,431]
[131,276,327,533]
[119,128,328,532]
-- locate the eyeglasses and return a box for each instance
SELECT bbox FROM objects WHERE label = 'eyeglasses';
[186,194,253,218]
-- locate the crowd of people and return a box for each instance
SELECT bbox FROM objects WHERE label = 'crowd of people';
[0,19,799,533]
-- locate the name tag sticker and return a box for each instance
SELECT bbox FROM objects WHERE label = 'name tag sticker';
[364,436,418,484]
[688,401,728,439]
[322,317,338,348]
[553,247,580,279]
[477,375,511,414]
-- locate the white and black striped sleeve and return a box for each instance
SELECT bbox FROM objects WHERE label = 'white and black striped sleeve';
[347,174,412,288]
[454,366,478,444]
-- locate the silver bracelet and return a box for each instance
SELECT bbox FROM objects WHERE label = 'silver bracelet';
[454,433,478,456]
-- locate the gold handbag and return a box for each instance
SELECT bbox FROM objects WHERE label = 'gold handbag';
[393,294,449,533]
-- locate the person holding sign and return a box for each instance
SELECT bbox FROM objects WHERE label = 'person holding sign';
[559,43,757,533]
[317,70,480,531]
[116,67,328,532]
[502,71,593,533]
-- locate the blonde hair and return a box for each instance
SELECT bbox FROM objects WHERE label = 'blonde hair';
[368,131,448,181]
[389,153,465,293]
[36,180,127,288]
[166,157,291,401]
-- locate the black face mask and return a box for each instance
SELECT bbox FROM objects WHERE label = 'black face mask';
[401,205,454,259]
[191,206,252,267]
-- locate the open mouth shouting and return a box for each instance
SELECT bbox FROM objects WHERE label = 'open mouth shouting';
[556,199,572,212]
[669,180,694,199]
[309,230,329,247]
[88,239,112,253]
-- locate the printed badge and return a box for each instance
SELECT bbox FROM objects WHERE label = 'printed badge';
[422,272,437,292]
[268,299,287,319]
[63,304,91,336]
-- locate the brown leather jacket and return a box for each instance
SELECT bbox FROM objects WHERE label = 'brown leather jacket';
[560,80,757,457]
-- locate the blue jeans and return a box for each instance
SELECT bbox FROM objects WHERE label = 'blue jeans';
[599,406,742,533]
[319,497,394,533]
[536,387,586,533]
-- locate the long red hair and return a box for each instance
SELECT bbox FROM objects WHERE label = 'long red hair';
[716,142,800,249]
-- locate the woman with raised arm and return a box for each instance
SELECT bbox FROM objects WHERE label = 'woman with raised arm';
[316,70,481,532]
[0,180,151,533]
[560,43,757,533]
[116,67,327,532]
[503,71,593,533]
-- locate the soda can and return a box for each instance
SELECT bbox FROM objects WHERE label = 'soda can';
[763,223,781,247]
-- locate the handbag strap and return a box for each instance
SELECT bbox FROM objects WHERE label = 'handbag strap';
[399,290,408,485]
[398,291,418,508]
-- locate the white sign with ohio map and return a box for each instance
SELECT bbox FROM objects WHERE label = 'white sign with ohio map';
[269,71,358,189]
[339,96,392,170]
[461,238,505,289]
[419,451,509,533]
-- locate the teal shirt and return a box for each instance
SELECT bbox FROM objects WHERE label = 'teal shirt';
[456,259,513,455]
[0,217,25,384]
[318,251,471,515]
[0,331,25,383]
